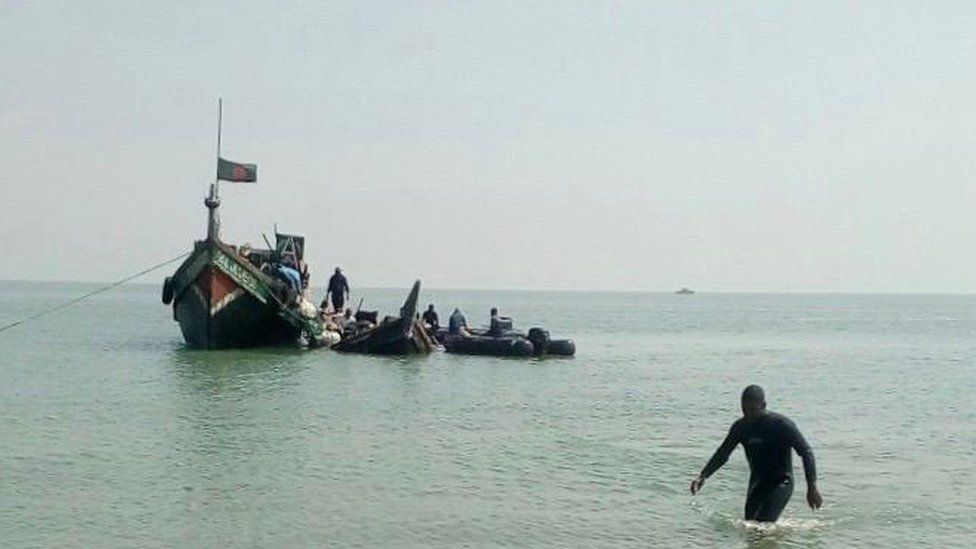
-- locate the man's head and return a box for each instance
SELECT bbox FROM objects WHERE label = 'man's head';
[741,384,766,420]
[335,267,342,274]
[428,304,435,312]
[343,308,352,318]
[490,307,498,316]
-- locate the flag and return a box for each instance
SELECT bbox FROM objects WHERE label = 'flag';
[217,157,257,182]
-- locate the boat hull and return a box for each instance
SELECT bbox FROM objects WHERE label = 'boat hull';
[332,318,434,355]
[331,280,434,355]
[167,240,312,349]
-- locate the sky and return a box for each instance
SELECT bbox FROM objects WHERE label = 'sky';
[2,1,975,292]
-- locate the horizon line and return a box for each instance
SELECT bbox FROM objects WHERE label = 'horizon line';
[1,278,973,296]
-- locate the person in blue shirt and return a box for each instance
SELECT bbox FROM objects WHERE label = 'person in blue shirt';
[448,308,471,336]
[275,263,303,296]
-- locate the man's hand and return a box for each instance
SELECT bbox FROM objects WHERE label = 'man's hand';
[690,475,705,495]
[806,486,823,510]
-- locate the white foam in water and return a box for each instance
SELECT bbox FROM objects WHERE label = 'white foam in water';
[732,516,827,533]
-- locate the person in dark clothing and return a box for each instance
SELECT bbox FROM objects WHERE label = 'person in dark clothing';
[488,307,514,336]
[690,385,822,522]
[325,267,350,313]
[422,304,439,331]
[489,307,501,335]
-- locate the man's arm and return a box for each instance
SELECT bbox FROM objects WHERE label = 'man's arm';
[690,422,740,494]
[790,421,822,510]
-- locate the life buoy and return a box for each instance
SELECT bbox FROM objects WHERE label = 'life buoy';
[162,277,174,305]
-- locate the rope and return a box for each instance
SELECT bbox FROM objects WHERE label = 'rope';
[0,252,191,334]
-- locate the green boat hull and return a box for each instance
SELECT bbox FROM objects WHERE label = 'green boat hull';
[165,240,320,349]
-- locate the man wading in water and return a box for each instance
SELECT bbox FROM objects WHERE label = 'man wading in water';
[690,385,822,522]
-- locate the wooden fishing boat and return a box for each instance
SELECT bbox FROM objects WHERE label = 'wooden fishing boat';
[332,280,436,355]
[163,233,324,349]
[161,102,324,349]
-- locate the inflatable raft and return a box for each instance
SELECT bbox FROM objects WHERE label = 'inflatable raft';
[444,335,534,356]
[443,326,575,357]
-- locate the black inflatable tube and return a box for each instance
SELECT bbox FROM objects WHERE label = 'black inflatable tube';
[444,336,534,357]
[545,339,576,356]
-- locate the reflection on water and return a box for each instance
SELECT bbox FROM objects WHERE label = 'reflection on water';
[161,347,325,545]
[169,347,306,391]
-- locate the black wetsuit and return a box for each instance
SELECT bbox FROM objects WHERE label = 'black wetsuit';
[700,411,816,522]
[422,310,439,330]
[327,273,349,311]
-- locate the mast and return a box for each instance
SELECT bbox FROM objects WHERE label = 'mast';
[205,98,222,241]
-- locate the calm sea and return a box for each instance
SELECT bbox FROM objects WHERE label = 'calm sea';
[1,281,974,548]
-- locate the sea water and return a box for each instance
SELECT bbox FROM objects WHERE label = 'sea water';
[1,281,974,547]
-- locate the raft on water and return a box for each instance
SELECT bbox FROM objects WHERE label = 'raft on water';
[442,326,575,357]
[444,335,535,356]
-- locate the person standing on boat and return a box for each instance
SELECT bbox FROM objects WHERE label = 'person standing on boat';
[325,267,350,312]
[448,308,471,337]
[422,304,439,332]
[690,385,822,522]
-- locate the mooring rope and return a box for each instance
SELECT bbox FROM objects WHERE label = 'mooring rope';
[0,252,191,335]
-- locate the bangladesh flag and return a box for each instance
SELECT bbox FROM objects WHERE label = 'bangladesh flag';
[217,157,257,182]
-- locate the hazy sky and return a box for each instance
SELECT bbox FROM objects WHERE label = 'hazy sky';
[2,2,975,292]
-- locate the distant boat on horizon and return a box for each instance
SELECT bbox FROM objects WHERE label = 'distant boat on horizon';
[676,287,695,295]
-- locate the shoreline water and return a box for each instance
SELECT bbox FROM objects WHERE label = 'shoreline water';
[1,281,974,546]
